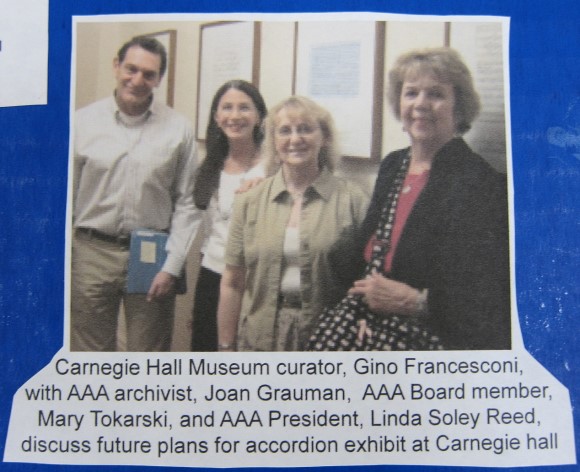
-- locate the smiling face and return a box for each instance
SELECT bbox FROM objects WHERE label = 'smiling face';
[214,88,261,143]
[400,73,457,151]
[114,45,162,116]
[274,107,325,174]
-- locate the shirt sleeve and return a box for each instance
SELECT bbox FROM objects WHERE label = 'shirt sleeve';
[224,193,247,268]
[162,127,203,276]
[72,131,84,223]
[352,183,371,228]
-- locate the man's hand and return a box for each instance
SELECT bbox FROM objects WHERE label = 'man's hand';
[147,271,176,302]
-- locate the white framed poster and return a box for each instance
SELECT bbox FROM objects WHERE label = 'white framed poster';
[294,21,384,160]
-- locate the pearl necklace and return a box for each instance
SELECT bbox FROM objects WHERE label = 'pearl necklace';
[401,169,430,195]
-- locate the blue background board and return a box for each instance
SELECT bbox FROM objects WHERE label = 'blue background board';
[0,0,578,470]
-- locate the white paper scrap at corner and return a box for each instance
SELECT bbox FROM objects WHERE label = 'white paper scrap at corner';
[0,0,48,107]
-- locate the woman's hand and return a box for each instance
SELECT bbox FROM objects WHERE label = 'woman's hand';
[236,177,265,194]
[348,271,424,317]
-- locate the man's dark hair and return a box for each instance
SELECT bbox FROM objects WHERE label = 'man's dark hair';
[117,36,167,78]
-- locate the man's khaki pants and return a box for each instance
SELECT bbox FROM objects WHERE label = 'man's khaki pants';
[70,231,175,351]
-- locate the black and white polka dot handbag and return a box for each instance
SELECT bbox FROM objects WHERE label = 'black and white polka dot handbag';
[307,152,443,352]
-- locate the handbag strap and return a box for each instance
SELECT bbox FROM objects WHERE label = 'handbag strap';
[365,151,411,276]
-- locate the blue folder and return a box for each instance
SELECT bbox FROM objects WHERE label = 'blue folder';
[126,229,186,294]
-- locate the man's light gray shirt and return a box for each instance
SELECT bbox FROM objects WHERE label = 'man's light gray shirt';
[73,96,201,275]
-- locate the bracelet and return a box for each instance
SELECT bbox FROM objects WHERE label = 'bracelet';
[416,289,429,316]
[218,342,235,351]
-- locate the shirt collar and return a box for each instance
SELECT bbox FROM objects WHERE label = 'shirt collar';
[109,93,156,126]
[270,167,335,202]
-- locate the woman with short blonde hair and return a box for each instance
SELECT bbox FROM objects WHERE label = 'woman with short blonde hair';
[217,96,368,351]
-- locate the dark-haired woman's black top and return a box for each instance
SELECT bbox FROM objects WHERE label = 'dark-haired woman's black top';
[359,138,511,350]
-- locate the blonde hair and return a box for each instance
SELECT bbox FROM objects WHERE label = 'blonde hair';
[262,96,339,176]
[387,47,481,134]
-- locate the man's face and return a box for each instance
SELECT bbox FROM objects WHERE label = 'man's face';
[114,45,162,115]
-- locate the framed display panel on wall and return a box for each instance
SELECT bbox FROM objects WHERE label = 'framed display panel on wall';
[196,21,261,140]
[146,29,176,107]
[294,21,385,160]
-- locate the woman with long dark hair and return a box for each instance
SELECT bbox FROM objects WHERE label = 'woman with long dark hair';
[191,80,267,351]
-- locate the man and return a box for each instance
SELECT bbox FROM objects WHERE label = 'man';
[71,36,201,351]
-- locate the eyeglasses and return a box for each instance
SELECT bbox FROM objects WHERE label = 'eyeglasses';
[275,123,319,137]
